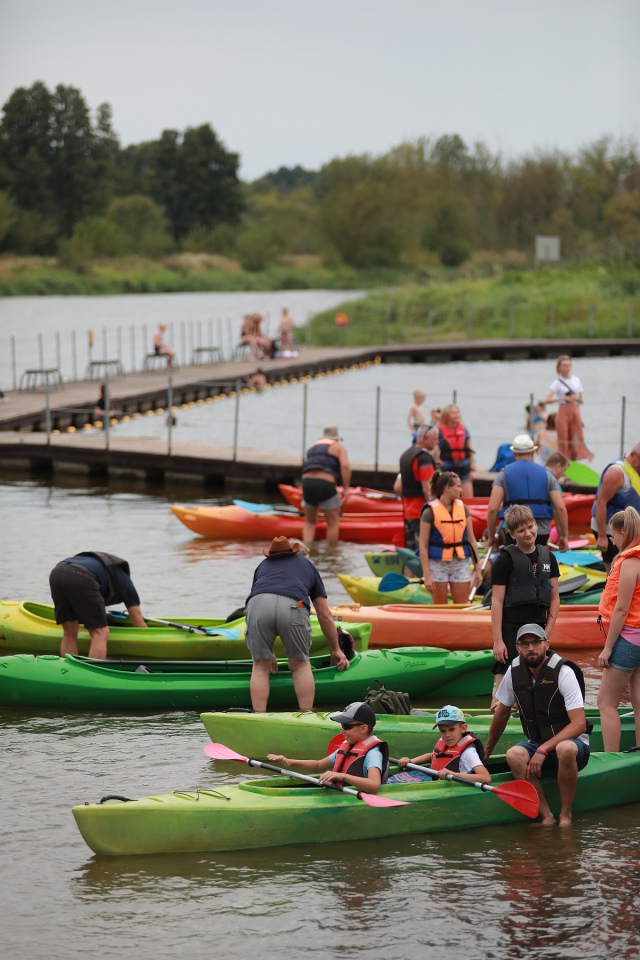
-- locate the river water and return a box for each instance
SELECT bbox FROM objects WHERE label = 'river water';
[1,290,639,960]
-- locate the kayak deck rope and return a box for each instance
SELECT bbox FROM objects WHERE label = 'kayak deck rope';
[94,795,136,804]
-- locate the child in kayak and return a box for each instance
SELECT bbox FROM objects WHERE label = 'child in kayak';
[388,704,491,784]
[267,701,388,794]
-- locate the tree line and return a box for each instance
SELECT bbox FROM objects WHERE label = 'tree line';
[1,81,638,271]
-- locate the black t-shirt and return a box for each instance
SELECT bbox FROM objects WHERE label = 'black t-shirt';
[490,547,559,623]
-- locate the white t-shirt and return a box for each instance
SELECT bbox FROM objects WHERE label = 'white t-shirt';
[457,744,484,774]
[548,374,583,402]
[496,663,589,745]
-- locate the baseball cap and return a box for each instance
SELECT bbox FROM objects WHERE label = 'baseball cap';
[432,705,466,728]
[330,701,376,727]
[516,623,548,643]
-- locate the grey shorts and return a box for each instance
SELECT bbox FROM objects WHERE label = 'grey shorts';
[429,556,473,583]
[245,593,312,660]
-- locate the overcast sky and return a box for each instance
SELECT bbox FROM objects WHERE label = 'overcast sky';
[1,0,638,181]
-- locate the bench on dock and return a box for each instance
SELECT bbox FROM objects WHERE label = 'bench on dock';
[191,346,223,364]
[85,359,125,379]
[20,368,64,391]
[143,353,178,371]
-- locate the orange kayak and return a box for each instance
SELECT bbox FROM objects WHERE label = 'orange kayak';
[331,602,602,651]
[170,504,406,543]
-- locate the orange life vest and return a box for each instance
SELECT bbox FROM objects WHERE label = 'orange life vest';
[332,735,389,781]
[427,498,470,560]
[598,543,640,629]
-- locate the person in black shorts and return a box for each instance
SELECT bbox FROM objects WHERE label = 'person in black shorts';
[49,551,147,660]
[489,505,560,703]
[301,426,351,542]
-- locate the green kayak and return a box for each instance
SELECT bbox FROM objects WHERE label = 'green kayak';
[72,751,640,855]
[0,599,369,660]
[0,647,493,711]
[201,706,638,759]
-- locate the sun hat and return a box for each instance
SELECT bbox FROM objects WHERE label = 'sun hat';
[330,701,376,727]
[516,623,548,643]
[323,425,343,441]
[510,433,537,454]
[432,705,466,728]
[263,536,301,558]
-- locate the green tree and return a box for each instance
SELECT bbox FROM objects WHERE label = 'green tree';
[106,195,171,256]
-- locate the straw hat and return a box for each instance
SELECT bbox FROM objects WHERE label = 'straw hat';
[263,536,301,558]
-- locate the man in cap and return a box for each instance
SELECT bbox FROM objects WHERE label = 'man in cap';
[49,551,147,659]
[301,425,351,542]
[591,443,640,572]
[484,623,590,826]
[486,433,569,550]
[245,536,349,711]
[395,424,440,550]
[268,701,388,793]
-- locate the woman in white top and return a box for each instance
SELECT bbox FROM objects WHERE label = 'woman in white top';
[544,355,594,462]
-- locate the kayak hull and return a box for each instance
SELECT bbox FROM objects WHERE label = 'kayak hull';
[72,751,640,855]
[0,600,368,660]
[331,602,604,650]
[0,646,493,711]
[200,707,638,759]
[170,504,407,543]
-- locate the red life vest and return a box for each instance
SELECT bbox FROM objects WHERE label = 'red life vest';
[430,732,484,772]
[427,498,470,560]
[333,735,389,781]
[438,423,470,467]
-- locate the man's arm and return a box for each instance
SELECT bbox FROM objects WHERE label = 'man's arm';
[313,596,348,670]
[544,578,559,639]
[337,445,352,499]
[549,489,569,551]
[594,467,624,549]
[484,702,512,760]
[485,485,504,543]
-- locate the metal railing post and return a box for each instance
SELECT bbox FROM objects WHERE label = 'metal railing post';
[232,379,241,461]
[301,381,308,459]
[620,396,626,458]
[45,378,51,443]
[72,331,77,381]
[374,386,381,473]
[104,371,110,452]
[38,333,44,369]
[11,336,16,390]
[167,375,173,457]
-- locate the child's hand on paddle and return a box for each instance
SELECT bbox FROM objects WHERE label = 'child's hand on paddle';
[267,754,291,765]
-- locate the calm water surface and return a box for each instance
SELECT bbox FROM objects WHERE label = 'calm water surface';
[1,289,638,960]
[1,477,639,960]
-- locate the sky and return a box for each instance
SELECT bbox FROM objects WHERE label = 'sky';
[1,0,639,181]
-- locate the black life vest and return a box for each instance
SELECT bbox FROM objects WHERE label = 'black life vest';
[503,545,553,608]
[511,650,593,743]
[431,732,485,772]
[76,551,131,606]
[399,446,435,501]
[333,735,390,783]
[302,441,342,484]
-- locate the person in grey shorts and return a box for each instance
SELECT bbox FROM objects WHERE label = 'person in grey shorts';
[245,537,349,710]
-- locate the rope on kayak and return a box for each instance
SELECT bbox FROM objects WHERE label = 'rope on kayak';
[93,795,136,804]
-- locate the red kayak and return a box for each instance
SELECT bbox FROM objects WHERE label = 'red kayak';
[279,484,594,531]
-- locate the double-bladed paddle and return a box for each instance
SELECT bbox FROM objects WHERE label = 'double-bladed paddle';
[389,757,539,818]
[378,572,424,593]
[204,743,410,808]
[108,611,241,639]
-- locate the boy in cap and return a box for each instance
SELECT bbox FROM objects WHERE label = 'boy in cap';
[268,701,388,794]
[389,705,491,784]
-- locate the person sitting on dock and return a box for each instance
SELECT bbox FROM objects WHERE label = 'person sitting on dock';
[93,384,115,424]
[301,426,352,542]
[49,551,147,660]
[245,536,349,712]
[153,323,176,367]
[268,701,388,794]
[389,704,491,784]
[484,623,590,826]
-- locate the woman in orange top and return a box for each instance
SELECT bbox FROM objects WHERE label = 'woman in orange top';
[419,471,482,604]
[596,505,640,750]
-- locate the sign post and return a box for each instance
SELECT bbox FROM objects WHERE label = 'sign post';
[334,312,349,346]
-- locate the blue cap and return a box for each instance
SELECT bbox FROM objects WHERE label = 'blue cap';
[432,705,466,728]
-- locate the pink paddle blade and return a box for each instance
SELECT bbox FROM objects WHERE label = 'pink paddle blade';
[204,743,248,763]
[492,780,539,819]
[360,792,411,808]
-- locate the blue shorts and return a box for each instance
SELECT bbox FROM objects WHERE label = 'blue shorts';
[609,635,640,672]
[516,739,590,772]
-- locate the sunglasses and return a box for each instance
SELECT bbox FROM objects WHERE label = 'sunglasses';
[341,721,363,730]
[516,638,546,649]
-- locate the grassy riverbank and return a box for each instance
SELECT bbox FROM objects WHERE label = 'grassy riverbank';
[310,262,640,344]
